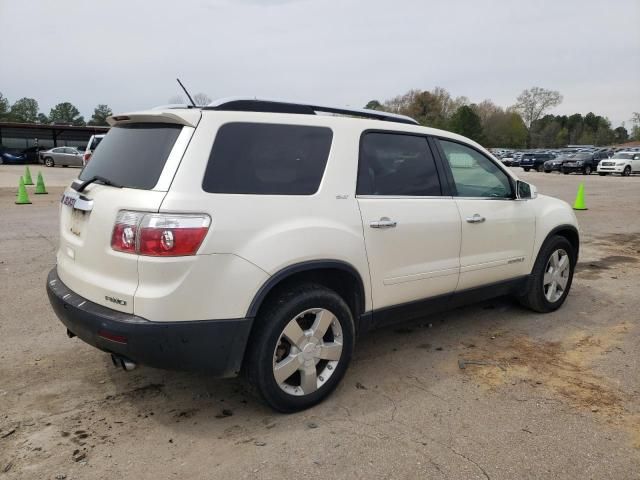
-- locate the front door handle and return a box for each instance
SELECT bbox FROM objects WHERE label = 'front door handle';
[466,214,486,224]
[370,217,397,229]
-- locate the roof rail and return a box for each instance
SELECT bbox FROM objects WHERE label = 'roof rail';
[203,97,419,125]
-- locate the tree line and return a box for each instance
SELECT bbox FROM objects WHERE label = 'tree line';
[1,88,638,147]
[0,93,112,126]
[0,91,216,128]
[366,86,640,148]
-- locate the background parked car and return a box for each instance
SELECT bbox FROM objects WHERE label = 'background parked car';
[83,134,105,164]
[0,147,27,164]
[597,151,640,176]
[593,149,613,161]
[520,152,555,172]
[39,147,84,167]
[20,146,49,164]
[544,154,573,173]
[561,152,599,175]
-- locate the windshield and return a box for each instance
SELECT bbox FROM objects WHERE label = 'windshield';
[79,123,182,190]
[573,153,591,160]
[612,153,633,159]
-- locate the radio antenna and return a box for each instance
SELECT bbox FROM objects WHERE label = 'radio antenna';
[176,78,196,107]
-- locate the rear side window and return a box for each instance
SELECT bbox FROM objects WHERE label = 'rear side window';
[203,123,333,195]
[357,132,441,196]
[79,124,182,190]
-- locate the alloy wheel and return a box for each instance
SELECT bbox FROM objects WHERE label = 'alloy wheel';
[272,308,343,396]
[543,249,570,303]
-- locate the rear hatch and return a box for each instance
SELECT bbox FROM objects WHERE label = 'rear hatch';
[56,110,200,314]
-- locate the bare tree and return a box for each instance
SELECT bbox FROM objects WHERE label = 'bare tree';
[193,93,212,106]
[513,87,563,128]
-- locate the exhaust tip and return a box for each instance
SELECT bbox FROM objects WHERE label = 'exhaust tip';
[110,353,137,371]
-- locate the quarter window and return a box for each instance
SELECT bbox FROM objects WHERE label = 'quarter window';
[357,133,441,196]
[438,140,512,198]
[203,123,333,195]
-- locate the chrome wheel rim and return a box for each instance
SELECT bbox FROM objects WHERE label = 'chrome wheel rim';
[543,248,570,303]
[273,308,343,396]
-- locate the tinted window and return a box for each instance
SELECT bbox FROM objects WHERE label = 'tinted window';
[79,124,182,190]
[438,140,512,198]
[357,133,441,196]
[203,123,332,195]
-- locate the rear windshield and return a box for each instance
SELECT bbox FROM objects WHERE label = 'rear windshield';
[202,123,333,195]
[79,124,182,190]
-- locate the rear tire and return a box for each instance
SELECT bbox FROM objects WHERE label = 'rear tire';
[598,173,607,176]
[518,235,576,313]
[584,165,592,175]
[536,164,544,172]
[44,157,54,167]
[523,168,530,172]
[245,284,355,412]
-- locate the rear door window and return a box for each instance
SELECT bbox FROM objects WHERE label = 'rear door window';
[202,123,333,195]
[79,124,182,190]
[357,132,441,196]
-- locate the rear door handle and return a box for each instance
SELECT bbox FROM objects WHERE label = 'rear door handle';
[370,217,397,229]
[466,214,485,224]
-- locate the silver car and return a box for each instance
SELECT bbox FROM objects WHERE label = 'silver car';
[40,147,84,167]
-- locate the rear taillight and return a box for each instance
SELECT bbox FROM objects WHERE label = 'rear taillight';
[83,153,91,162]
[111,211,210,257]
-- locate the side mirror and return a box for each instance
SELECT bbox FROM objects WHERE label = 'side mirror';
[516,180,537,200]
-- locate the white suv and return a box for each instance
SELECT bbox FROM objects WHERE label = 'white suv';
[47,99,579,412]
[597,151,640,176]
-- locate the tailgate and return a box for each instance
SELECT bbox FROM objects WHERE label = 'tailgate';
[57,186,167,314]
[55,112,199,314]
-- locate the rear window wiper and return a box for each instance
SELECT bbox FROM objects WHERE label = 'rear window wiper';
[73,175,122,192]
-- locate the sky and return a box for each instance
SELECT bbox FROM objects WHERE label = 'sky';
[1,0,639,127]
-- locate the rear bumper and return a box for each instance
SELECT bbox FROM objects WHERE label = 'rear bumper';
[46,267,253,377]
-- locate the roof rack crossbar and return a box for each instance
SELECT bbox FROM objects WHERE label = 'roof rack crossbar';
[203,97,419,125]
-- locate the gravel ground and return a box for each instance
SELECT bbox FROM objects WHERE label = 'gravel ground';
[0,165,639,479]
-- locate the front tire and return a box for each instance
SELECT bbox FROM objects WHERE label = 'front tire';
[583,165,592,175]
[523,168,530,172]
[245,284,355,412]
[44,157,54,167]
[518,235,576,313]
[598,172,607,176]
[622,166,631,177]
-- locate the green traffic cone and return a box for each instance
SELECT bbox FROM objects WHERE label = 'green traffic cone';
[35,172,48,194]
[15,177,32,204]
[23,166,34,185]
[572,183,587,210]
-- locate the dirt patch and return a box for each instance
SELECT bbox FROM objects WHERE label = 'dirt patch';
[588,232,640,256]
[460,323,639,448]
[577,255,639,279]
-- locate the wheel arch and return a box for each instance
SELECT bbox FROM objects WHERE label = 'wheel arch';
[537,224,580,265]
[246,260,367,327]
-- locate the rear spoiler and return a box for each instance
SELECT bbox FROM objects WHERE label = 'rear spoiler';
[107,109,201,128]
